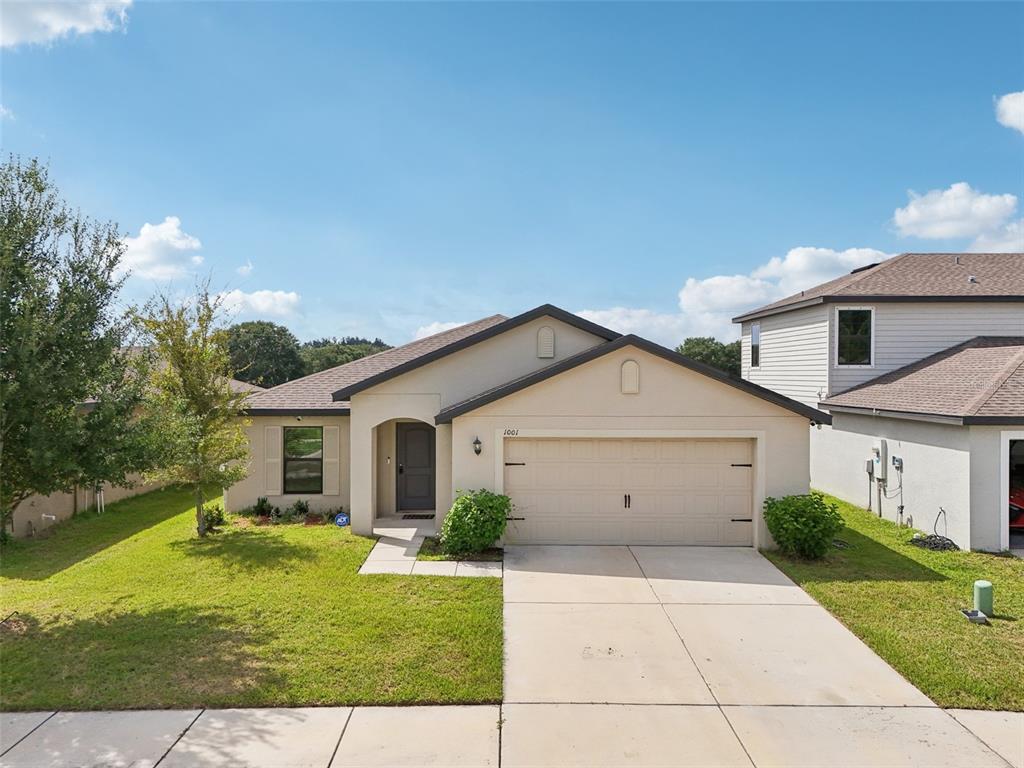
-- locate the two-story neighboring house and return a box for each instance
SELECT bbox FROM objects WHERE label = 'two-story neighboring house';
[732,252,1024,553]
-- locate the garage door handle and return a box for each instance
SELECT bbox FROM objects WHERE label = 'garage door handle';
[505,462,526,466]
[731,463,752,468]
[731,518,753,522]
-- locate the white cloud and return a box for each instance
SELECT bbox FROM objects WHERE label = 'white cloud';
[236,259,254,277]
[579,247,892,346]
[969,219,1024,253]
[121,216,203,280]
[414,321,463,340]
[893,182,1017,239]
[996,91,1024,134]
[0,105,14,120]
[218,289,301,319]
[1,0,131,48]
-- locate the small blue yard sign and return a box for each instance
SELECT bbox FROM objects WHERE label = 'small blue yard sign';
[334,512,350,527]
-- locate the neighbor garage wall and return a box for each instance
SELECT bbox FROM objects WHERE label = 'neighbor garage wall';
[811,415,973,548]
[968,426,1007,552]
[226,414,351,513]
[449,346,813,548]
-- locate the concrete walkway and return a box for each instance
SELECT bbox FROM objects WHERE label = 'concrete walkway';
[357,522,502,577]
[2,545,1020,767]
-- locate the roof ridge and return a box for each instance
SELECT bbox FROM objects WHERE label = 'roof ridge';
[965,343,1024,416]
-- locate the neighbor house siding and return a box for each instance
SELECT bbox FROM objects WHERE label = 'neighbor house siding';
[741,304,829,410]
[829,302,1024,395]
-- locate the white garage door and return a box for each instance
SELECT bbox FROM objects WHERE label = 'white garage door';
[503,438,754,546]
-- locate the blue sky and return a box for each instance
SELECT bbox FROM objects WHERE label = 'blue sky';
[2,1,1022,345]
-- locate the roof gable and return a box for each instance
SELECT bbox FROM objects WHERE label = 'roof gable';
[435,334,830,424]
[733,253,1024,323]
[329,304,620,401]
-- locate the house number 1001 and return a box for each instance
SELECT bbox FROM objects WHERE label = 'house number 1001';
[503,428,519,436]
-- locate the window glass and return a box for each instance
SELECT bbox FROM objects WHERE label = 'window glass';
[284,426,323,494]
[751,323,761,368]
[837,309,872,366]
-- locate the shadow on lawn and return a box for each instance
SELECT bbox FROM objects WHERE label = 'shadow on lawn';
[0,486,196,582]
[169,526,317,571]
[774,525,946,583]
[0,606,286,711]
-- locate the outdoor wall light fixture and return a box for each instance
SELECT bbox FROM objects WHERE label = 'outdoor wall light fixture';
[473,436,482,455]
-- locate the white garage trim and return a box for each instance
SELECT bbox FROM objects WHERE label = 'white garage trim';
[493,428,767,548]
[1001,430,1024,551]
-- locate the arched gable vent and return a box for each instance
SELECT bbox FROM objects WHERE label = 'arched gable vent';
[537,326,555,358]
[621,360,640,394]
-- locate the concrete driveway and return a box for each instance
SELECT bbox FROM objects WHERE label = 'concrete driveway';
[501,545,1015,767]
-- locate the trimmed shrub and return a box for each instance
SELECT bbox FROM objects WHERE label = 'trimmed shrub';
[202,502,226,531]
[763,492,843,559]
[253,496,273,516]
[439,490,510,555]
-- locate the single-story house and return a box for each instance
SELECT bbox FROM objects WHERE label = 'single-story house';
[229,305,828,547]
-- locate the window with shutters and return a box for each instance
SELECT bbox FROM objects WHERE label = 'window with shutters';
[537,326,555,358]
[283,426,323,494]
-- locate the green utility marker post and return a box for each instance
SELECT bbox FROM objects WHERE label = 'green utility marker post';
[974,580,993,617]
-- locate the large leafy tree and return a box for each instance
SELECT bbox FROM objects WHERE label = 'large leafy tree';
[0,157,154,540]
[226,320,305,387]
[676,336,742,377]
[300,336,391,375]
[137,285,250,537]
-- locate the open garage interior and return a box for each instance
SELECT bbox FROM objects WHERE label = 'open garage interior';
[1010,438,1024,554]
[501,437,755,546]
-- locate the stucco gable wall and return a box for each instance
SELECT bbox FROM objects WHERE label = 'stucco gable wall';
[355,315,607,408]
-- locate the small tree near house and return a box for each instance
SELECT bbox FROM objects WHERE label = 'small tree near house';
[136,284,250,537]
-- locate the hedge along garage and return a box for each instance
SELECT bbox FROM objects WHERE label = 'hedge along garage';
[437,337,826,548]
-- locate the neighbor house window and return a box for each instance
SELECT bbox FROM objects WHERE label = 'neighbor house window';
[283,426,323,494]
[750,323,761,368]
[836,308,872,366]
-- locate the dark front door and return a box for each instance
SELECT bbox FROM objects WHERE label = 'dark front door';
[397,422,435,510]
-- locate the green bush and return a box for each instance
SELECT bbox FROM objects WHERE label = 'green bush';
[439,490,510,555]
[763,492,843,559]
[202,502,226,531]
[253,496,273,516]
[288,499,310,518]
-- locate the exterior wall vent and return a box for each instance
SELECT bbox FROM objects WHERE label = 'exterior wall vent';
[621,360,640,394]
[537,326,555,358]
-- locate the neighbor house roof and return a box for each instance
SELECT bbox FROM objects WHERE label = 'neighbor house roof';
[229,378,264,394]
[436,334,831,424]
[733,253,1024,323]
[329,304,621,402]
[820,337,1024,425]
[244,314,509,414]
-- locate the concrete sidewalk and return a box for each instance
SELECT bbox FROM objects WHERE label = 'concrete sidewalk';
[2,705,1020,767]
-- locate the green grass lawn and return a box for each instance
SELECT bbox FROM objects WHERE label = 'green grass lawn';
[765,494,1024,711]
[417,537,503,562]
[0,486,503,711]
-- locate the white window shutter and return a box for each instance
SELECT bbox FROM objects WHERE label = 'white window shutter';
[265,426,283,495]
[322,425,340,496]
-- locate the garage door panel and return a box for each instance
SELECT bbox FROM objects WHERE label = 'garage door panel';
[503,438,754,546]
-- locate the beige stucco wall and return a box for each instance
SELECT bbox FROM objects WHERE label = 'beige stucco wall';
[448,345,813,548]
[347,315,607,534]
[968,426,1016,552]
[11,474,161,539]
[225,414,351,513]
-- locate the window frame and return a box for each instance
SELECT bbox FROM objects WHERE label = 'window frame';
[834,306,875,368]
[750,322,761,369]
[282,425,324,495]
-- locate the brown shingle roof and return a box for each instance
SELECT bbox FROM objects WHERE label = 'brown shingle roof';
[733,253,1024,322]
[821,337,1024,423]
[244,315,508,413]
[229,378,264,394]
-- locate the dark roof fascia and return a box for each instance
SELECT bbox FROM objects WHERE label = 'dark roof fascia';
[821,404,966,426]
[331,305,621,401]
[733,294,1024,324]
[436,334,831,424]
[244,407,351,417]
[963,415,1024,426]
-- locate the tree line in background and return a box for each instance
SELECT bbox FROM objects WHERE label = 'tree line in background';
[1,155,742,541]
[225,321,390,388]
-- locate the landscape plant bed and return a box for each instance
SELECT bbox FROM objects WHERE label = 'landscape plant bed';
[766,493,1024,711]
[417,536,504,562]
[0,486,502,711]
